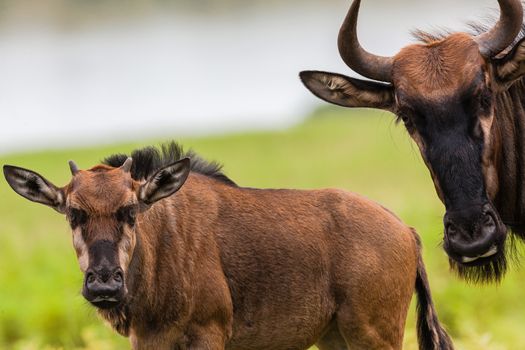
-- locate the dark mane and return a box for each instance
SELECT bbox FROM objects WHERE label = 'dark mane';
[412,3,525,55]
[103,141,236,186]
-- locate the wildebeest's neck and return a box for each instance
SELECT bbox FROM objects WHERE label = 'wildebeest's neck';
[494,78,525,234]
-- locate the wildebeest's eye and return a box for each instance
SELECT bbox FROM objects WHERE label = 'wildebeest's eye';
[68,208,88,229]
[397,112,414,130]
[472,119,483,139]
[479,89,492,113]
[116,206,137,226]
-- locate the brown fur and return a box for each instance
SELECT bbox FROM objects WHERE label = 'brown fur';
[394,34,485,99]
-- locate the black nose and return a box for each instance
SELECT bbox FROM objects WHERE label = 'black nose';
[444,205,501,258]
[84,267,123,298]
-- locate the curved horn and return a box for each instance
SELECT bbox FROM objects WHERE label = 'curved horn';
[68,160,79,176]
[120,157,133,173]
[338,0,393,82]
[475,0,523,57]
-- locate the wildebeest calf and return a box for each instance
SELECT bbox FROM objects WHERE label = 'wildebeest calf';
[3,142,453,350]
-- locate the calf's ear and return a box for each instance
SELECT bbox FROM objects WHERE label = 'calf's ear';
[299,70,395,111]
[3,165,65,213]
[138,158,191,205]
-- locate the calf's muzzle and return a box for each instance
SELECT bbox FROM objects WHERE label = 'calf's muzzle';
[83,266,125,308]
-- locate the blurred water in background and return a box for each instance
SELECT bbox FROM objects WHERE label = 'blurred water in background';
[0,0,497,153]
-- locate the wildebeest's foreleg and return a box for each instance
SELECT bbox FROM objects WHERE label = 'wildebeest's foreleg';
[183,321,228,350]
[129,322,227,350]
[130,332,183,350]
[316,324,348,350]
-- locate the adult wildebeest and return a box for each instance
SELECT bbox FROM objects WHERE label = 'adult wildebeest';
[300,0,525,283]
[3,142,453,350]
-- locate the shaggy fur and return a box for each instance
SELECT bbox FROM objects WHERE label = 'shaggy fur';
[103,141,236,186]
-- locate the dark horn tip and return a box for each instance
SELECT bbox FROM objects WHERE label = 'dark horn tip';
[68,160,79,175]
[120,157,133,173]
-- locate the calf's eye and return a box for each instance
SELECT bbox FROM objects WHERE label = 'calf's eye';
[116,206,137,226]
[69,208,88,228]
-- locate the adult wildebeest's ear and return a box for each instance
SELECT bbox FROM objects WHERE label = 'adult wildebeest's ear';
[138,158,191,205]
[495,37,525,83]
[3,165,65,213]
[299,71,395,111]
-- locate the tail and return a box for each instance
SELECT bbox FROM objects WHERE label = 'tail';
[412,229,454,350]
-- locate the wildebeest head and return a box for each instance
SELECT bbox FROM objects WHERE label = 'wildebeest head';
[3,157,190,308]
[300,0,525,281]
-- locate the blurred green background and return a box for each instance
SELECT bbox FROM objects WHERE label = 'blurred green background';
[2,107,525,349]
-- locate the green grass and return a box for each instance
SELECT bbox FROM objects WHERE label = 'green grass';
[1,106,525,349]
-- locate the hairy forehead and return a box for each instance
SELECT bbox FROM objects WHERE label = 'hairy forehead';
[393,33,485,99]
[67,166,135,212]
